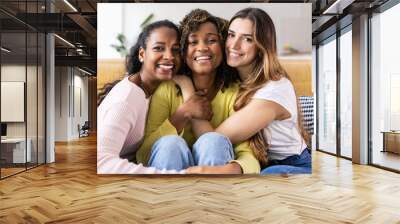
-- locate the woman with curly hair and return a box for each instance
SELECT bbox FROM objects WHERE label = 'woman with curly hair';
[135,9,260,174]
[97,20,182,174]
[178,8,311,174]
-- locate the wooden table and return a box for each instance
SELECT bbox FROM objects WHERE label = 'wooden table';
[381,131,400,154]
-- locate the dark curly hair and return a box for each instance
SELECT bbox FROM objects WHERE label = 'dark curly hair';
[179,9,239,90]
[98,20,180,106]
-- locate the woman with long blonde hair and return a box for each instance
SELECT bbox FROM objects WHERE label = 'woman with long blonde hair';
[179,8,311,174]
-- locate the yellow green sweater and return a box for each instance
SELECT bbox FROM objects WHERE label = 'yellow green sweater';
[136,81,260,173]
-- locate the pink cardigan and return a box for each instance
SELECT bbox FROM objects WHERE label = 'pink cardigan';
[97,77,181,174]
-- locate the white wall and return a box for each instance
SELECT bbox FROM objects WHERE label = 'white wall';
[54,67,89,141]
[97,3,123,59]
[55,67,69,141]
[72,73,89,138]
[1,82,25,122]
[1,65,26,81]
[1,66,25,126]
[98,3,311,59]
[1,64,46,163]
[1,65,33,138]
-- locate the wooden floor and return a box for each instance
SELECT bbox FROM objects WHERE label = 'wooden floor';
[372,150,400,171]
[1,163,44,178]
[0,167,26,178]
[1,135,400,223]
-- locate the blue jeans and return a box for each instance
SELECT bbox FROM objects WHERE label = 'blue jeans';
[261,149,312,175]
[148,132,234,171]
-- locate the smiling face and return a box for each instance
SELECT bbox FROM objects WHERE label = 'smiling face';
[226,18,258,73]
[139,27,181,81]
[185,22,223,76]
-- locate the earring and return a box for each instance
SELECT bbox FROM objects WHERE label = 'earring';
[139,58,143,63]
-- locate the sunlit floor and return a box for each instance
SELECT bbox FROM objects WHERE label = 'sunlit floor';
[0,162,43,178]
[0,135,400,223]
[0,167,25,177]
[372,150,400,171]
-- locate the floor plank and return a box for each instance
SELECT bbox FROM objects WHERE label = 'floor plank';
[0,134,399,223]
[372,150,400,171]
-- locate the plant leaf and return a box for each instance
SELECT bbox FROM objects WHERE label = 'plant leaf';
[117,33,126,43]
[140,14,154,28]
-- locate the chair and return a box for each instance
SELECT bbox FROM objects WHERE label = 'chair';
[298,96,314,135]
[79,121,90,138]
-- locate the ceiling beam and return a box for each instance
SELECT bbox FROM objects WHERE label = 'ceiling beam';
[67,13,97,40]
[55,55,96,72]
[322,0,356,14]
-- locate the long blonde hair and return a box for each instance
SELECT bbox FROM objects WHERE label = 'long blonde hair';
[231,8,309,165]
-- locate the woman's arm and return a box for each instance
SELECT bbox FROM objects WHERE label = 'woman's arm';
[97,102,181,174]
[136,83,212,165]
[192,99,289,144]
[173,75,214,137]
[175,75,287,142]
[169,94,213,132]
[173,75,195,101]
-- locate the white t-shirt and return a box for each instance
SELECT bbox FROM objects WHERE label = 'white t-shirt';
[253,78,307,160]
[97,77,180,174]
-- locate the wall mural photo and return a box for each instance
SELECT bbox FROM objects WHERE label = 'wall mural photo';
[97,3,312,175]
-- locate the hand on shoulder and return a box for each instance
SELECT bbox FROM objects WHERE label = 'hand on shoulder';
[173,75,195,101]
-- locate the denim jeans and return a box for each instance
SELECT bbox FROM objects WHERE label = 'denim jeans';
[261,149,312,175]
[148,132,234,171]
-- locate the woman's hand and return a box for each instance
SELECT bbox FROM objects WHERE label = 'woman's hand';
[181,94,213,120]
[185,163,243,174]
[173,75,195,101]
[169,94,212,133]
[185,166,206,174]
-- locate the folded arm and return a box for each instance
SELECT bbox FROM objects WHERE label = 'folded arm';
[185,100,288,174]
[136,83,213,165]
[193,99,289,144]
